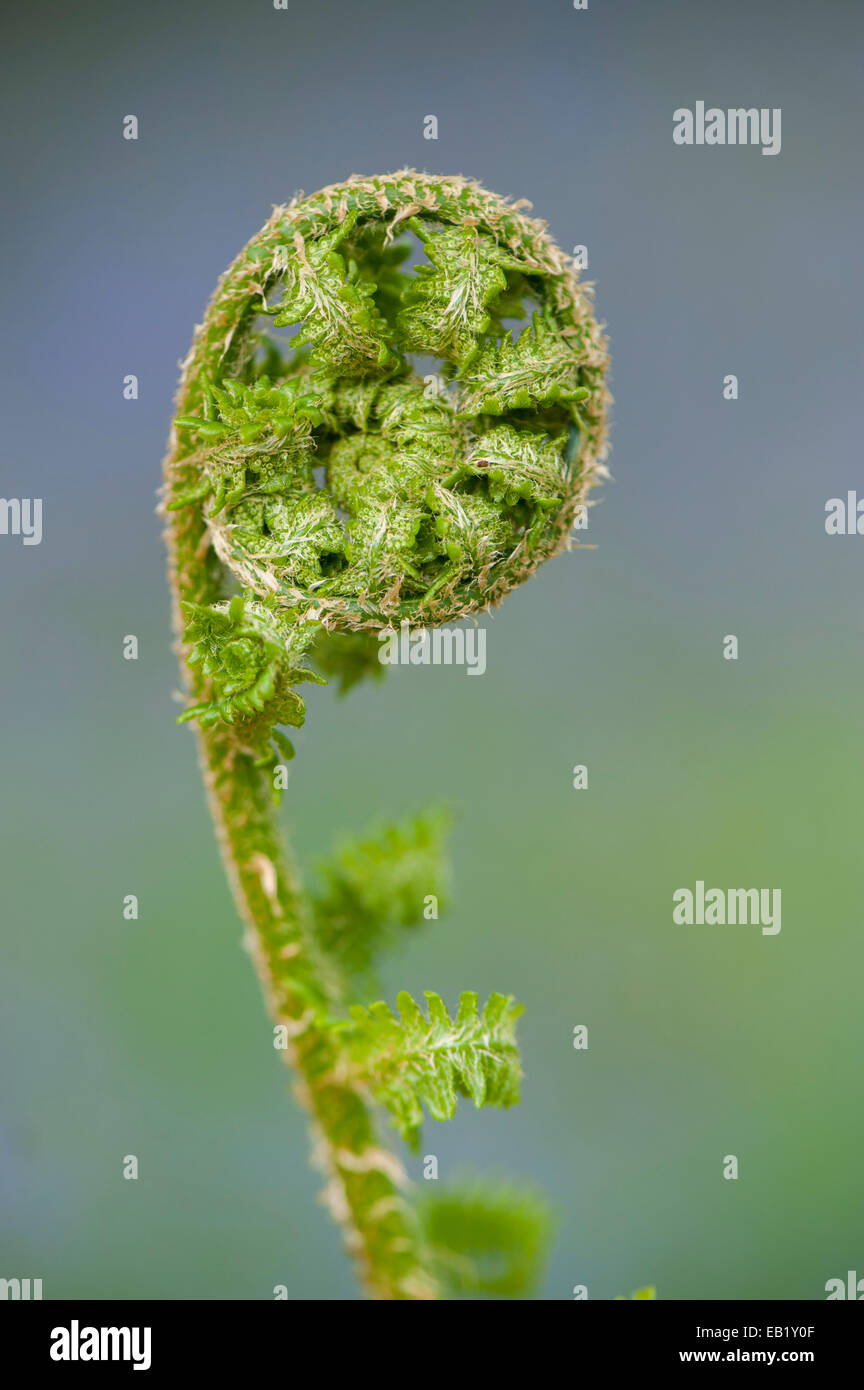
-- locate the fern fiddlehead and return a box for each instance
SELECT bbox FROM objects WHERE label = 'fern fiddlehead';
[162,170,609,1300]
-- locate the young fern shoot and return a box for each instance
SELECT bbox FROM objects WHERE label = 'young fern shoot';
[162,171,609,1300]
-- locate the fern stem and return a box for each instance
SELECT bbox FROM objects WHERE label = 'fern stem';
[201,722,439,1299]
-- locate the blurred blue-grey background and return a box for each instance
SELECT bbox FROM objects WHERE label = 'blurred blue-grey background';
[1,0,862,1299]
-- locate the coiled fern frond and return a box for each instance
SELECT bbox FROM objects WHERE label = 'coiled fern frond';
[162,170,609,1300]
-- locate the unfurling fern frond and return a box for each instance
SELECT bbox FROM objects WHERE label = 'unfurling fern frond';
[311,810,450,987]
[177,590,323,774]
[457,311,591,418]
[163,170,611,1299]
[268,209,398,374]
[340,990,522,1146]
[417,1181,552,1299]
[397,218,525,367]
[309,628,387,695]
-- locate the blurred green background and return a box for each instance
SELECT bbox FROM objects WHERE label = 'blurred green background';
[2,0,862,1299]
